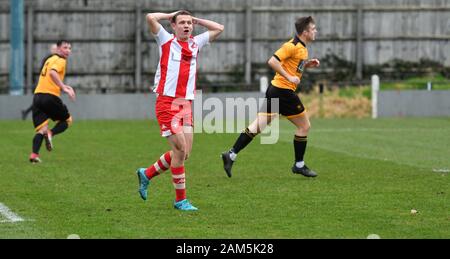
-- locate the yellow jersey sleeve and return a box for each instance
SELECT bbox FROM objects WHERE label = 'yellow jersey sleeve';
[34,56,67,97]
[273,42,294,62]
[50,58,66,73]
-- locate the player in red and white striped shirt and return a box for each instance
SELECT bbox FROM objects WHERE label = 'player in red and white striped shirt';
[136,10,224,211]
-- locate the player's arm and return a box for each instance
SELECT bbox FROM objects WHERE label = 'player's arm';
[146,12,178,34]
[192,17,224,42]
[267,56,300,85]
[49,70,76,101]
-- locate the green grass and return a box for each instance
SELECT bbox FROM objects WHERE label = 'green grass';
[0,118,449,238]
[337,86,371,99]
[381,75,450,90]
[330,75,450,100]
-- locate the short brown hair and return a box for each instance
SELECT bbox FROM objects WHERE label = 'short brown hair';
[171,10,193,23]
[56,40,71,47]
[295,16,315,35]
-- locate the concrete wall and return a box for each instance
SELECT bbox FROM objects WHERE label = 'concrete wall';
[378,90,450,117]
[2,90,449,120]
[0,94,155,120]
[0,91,265,120]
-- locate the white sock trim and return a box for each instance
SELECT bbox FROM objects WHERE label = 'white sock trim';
[160,155,170,168]
[172,173,186,179]
[154,162,161,172]
[229,151,237,161]
[295,161,305,168]
[173,183,186,189]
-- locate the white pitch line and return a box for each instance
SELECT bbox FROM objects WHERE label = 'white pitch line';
[0,202,25,223]
[433,168,450,173]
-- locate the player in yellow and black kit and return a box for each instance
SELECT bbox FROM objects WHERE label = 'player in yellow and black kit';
[222,16,320,177]
[29,40,76,163]
[21,44,58,120]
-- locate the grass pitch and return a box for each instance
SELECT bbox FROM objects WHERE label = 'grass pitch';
[0,118,449,238]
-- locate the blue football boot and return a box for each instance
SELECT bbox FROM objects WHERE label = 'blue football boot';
[136,168,150,200]
[174,199,198,211]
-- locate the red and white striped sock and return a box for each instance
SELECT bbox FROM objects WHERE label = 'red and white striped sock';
[145,151,172,180]
[171,166,186,202]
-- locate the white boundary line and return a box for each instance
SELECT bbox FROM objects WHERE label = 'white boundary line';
[433,168,450,173]
[0,202,25,223]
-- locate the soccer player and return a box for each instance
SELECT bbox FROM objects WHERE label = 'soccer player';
[136,10,224,211]
[221,16,320,178]
[29,40,76,163]
[22,44,58,120]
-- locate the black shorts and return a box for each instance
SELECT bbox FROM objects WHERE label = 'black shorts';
[32,93,70,130]
[259,84,305,118]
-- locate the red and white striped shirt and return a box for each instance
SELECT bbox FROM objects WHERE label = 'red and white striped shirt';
[153,26,209,100]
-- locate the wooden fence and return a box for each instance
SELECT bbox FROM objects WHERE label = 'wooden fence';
[0,1,449,93]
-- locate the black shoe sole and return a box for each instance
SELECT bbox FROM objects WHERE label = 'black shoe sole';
[221,153,233,178]
[291,166,317,177]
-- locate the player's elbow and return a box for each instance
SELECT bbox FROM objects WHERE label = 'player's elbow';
[267,57,276,67]
[210,25,224,41]
[217,24,224,33]
[146,13,156,23]
[146,13,161,26]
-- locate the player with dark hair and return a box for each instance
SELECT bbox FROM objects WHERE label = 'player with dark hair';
[221,16,320,178]
[136,10,224,211]
[29,40,76,163]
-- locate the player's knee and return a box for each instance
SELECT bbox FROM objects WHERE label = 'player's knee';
[37,127,47,135]
[36,124,48,134]
[66,116,73,127]
[172,143,186,157]
[184,150,192,161]
[300,126,310,135]
[296,123,310,134]
[173,150,186,163]
[246,126,260,137]
[302,122,311,132]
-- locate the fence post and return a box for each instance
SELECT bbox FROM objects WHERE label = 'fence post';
[26,4,34,94]
[356,5,363,81]
[259,76,268,93]
[9,0,25,95]
[319,83,324,118]
[245,5,252,85]
[135,6,142,92]
[371,74,379,119]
